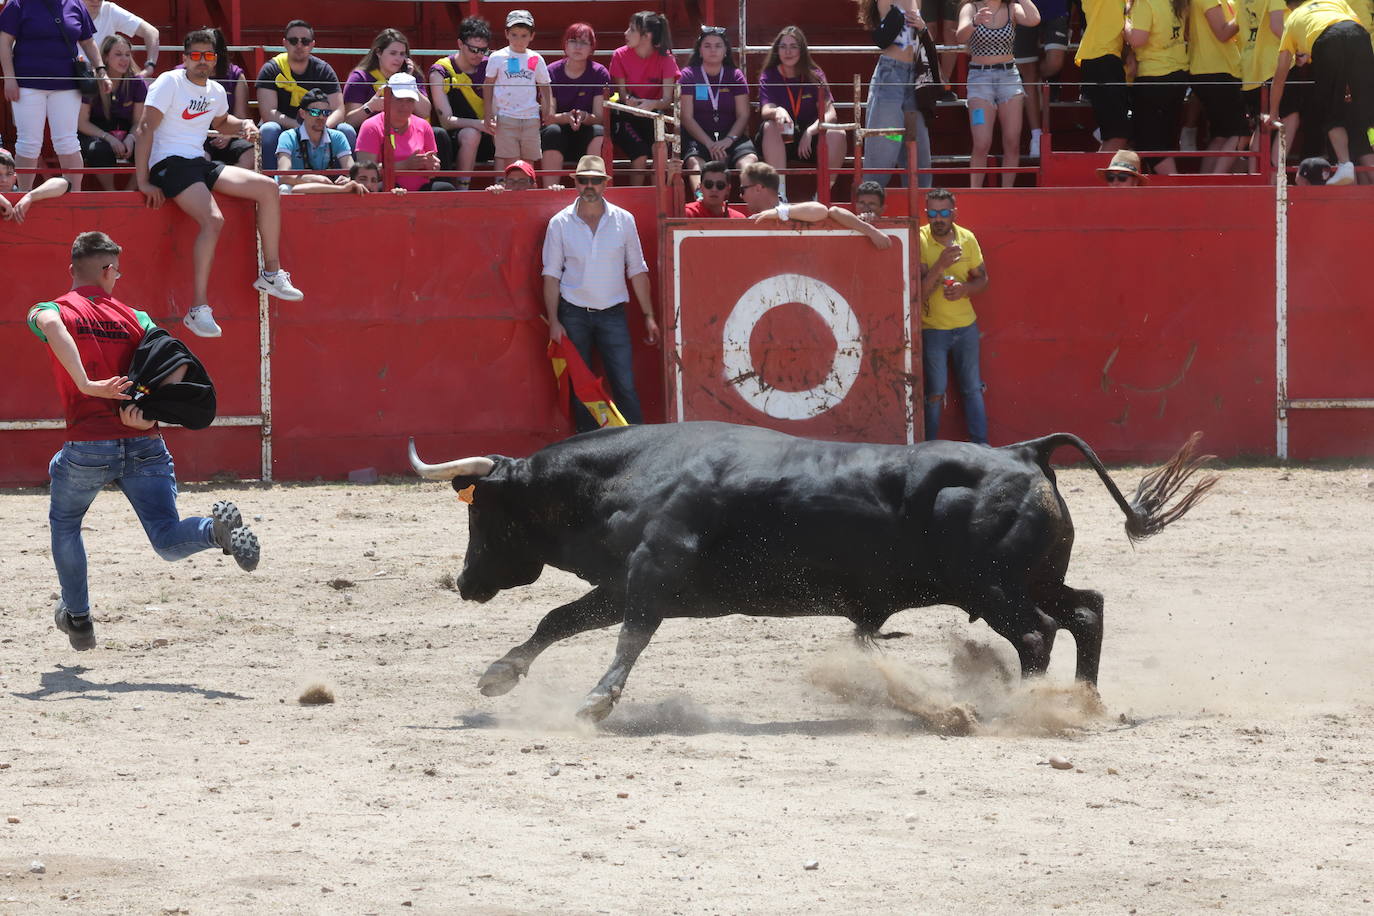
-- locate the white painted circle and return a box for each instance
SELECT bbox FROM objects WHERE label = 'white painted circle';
[721,273,863,420]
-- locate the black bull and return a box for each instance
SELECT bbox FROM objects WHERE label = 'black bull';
[409,422,1217,722]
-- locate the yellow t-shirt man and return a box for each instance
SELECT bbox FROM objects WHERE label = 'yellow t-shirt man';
[1129,0,1189,76]
[1278,0,1362,56]
[1189,0,1244,76]
[919,223,984,331]
[1238,0,1289,88]
[1076,0,1127,64]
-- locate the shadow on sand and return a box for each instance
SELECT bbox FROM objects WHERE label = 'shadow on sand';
[12,665,250,702]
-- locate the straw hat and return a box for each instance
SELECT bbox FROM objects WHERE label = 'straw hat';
[1096,149,1148,183]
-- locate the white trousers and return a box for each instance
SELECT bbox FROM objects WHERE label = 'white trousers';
[12,87,83,158]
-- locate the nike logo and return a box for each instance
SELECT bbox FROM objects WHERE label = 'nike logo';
[181,109,210,120]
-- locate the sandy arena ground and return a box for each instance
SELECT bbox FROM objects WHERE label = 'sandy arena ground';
[1,460,1372,914]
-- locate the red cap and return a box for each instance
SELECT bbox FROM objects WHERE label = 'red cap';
[505,160,536,181]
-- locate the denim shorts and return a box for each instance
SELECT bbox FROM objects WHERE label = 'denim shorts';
[967,66,1024,106]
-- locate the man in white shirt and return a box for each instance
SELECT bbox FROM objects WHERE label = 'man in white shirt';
[80,0,160,77]
[135,29,303,338]
[542,155,659,431]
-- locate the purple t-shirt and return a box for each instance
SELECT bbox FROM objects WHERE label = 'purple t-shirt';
[84,72,148,129]
[758,65,831,127]
[547,59,609,113]
[344,66,426,105]
[679,64,747,136]
[0,0,95,90]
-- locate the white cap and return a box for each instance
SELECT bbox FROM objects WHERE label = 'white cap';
[506,8,535,28]
[386,72,421,101]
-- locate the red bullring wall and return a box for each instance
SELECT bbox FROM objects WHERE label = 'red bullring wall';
[2,185,1371,486]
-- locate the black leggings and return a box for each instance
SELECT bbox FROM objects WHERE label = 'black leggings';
[77,133,120,168]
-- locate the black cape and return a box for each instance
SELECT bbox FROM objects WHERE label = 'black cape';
[125,328,217,430]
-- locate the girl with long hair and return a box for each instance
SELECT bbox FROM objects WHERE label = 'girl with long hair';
[609,10,678,185]
[956,0,1040,188]
[679,25,757,194]
[76,33,143,189]
[337,27,430,130]
[757,26,845,196]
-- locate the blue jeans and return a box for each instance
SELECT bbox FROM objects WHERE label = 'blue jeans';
[259,120,357,166]
[557,299,643,432]
[862,56,934,188]
[48,436,216,615]
[922,322,988,444]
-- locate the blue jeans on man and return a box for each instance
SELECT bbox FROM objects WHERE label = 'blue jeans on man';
[48,436,217,615]
[557,299,643,433]
[922,321,988,444]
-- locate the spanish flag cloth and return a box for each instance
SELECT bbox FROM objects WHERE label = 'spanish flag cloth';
[548,338,629,428]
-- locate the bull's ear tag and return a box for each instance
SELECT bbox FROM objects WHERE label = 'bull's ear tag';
[457,485,476,504]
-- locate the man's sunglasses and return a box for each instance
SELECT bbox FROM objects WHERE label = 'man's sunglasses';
[702,179,729,190]
[304,107,332,117]
[926,208,953,218]
[576,176,606,185]
[186,50,218,62]
[1104,172,1134,183]
[463,43,489,55]
[285,36,314,46]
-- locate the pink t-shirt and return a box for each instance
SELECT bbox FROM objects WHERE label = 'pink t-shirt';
[609,45,680,102]
[356,113,438,191]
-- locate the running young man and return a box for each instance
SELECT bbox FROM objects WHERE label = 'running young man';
[29,231,261,651]
[135,28,303,338]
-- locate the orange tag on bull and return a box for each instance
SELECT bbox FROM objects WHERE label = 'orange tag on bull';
[457,485,475,504]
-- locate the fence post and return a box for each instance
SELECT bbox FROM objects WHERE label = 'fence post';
[382,91,395,191]
[852,74,864,191]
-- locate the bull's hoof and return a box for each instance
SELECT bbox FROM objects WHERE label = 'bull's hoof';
[477,660,523,697]
[575,689,619,723]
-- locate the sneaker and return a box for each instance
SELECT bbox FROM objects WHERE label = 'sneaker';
[54,603,96,651]
[211,500,260,572]
[1326,160,1356,186]
[1029,129,1042,159]
[253,269,304,302]
[183,305,222,338]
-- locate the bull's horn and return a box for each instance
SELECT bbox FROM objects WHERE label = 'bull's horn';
[408,438,495,481]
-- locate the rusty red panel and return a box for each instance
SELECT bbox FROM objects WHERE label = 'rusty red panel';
[667,223,916,443]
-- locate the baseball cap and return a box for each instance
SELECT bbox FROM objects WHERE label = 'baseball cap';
[1296,157,1332,185]
[506,9,535,28]
[385,72,421,101]
[505,160,536,181]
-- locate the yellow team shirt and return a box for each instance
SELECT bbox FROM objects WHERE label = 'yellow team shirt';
[1076,0,1127,64]
[1130,0,1189,76]
[1278,0,1359,56]
[1237,0,1288,88]
[1188,0,1243,76]
[919,224,983,331]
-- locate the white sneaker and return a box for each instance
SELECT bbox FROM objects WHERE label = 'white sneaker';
[182,305,222,338]
[1029,128,1042,159]
[253,269,304,302]
[1326,160,1356,186]
[1179,127,1198,152]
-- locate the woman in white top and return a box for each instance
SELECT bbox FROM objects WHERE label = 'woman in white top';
[956,0,1040,187]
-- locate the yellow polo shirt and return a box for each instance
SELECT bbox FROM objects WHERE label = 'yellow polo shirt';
[1076,0,1126,64]
[1189,0,1243,76]
[1238,0,1289,88]
[919,224,983,331]
[1130,0,1189,76]
[1278,0,1360,56]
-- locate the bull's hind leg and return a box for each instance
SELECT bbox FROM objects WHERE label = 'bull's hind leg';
[478,587,622,697]
[1043,586,1105,685]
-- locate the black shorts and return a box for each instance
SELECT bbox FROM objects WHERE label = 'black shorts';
[1191,72,1249,138]
[204,136,254,165]
[1131,72,1187,161]
[1279,63,1312,119]
[1312,20,1374,134]
[920,0,959,23]
[755,118,831,161]
[611,113,655,160]
[433,127,495,172]
[1079,55,1131,141]
[682,133,758,167]
[149,155,223,198]
[1242,86,1262,126]
[1013,16,1070,63]
[540,122,604,162]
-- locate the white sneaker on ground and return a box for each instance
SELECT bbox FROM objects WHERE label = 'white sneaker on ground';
[1179,127,1198,151]
[1029,128,1042,158]
[1326,160,1356,186]
[253,269,304,301]
[182,305,222,338]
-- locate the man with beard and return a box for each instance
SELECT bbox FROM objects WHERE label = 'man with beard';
[542,155,659,431]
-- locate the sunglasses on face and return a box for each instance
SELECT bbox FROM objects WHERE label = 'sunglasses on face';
[186,50,218,62]
[285,36,314,46]
[576,176,606,185]
[304,107,331,117]
[926,208,953,218]
[464,42,489,54]
[1105,172,1134,183]
[702,179,728,190]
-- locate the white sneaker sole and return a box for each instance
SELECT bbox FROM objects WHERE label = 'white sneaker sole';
[253,278,305,302]
[182,314,222,338]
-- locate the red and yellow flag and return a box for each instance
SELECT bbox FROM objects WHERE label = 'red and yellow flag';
[548,338,629,428]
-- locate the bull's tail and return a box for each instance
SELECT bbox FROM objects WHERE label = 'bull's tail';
[1017,432,1219,544]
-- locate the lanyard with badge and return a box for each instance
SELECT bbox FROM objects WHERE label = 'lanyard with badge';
[784,79,806,120]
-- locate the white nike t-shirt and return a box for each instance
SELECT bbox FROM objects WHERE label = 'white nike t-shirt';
[144,69,229,166]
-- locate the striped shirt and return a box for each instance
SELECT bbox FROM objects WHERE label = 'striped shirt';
[542,199,648,309]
